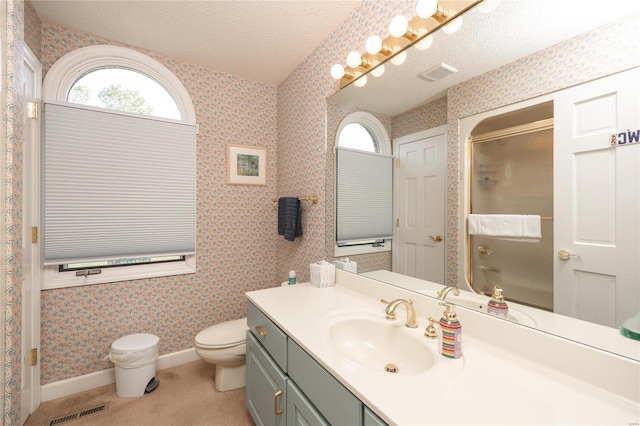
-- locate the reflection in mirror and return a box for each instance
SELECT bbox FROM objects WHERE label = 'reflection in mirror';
[325,0,640,360]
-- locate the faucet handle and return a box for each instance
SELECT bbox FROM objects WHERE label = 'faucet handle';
[380,299,397,320]
[424,317,438,339]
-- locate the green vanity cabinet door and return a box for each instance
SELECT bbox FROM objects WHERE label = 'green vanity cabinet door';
[247,301,288,371]
[364,406,388,426]
[286,380,330,426]
[287,339,362,426]
[246,332,287,426]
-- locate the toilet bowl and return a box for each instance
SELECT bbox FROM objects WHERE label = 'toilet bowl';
[195,317,248,392]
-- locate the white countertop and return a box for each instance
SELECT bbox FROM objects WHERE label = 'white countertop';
[246,273,640,425]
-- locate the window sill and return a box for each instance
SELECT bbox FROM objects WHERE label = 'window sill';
[334,240,391,257]
[42,255,196,290]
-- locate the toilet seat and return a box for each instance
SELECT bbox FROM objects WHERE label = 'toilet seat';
[195,317,247,349]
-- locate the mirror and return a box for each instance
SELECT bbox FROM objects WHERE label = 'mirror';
[326,0,640,360]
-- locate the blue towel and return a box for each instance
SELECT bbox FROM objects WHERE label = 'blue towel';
[278,197,302,241]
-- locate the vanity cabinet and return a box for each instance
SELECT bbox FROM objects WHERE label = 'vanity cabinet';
[246,300,387,426]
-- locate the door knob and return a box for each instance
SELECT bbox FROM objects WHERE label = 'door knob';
[429,235,443,242]
[557,250,581,261]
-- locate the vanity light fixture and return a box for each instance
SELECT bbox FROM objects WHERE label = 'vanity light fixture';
[371,64,385,77]
[442,16,463,34]
[330,64,354,80]
[416,0,438,19]
[390,51,408,66]
[415,34,434,51]
[330,0,482,88]
[389,15,419,41]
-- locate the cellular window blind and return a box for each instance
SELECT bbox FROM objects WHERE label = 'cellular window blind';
[43,101,196,265]
[335,147,393,243]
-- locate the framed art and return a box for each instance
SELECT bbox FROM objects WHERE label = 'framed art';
[227,145,267,185]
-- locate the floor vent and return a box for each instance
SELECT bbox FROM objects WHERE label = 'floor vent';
[48,403,109,426]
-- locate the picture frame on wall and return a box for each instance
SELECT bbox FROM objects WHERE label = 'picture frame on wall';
[227,144,267,186]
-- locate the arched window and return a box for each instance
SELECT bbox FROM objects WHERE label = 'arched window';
[41,45,196,289]
[67,67,181,119]
[43,45,195,123]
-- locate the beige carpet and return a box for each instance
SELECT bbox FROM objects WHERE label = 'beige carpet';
[26,360,255,426]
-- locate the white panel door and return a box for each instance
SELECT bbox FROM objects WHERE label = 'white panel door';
[393,127,446,284]
[554,67,640,327]
[22,47,42,423]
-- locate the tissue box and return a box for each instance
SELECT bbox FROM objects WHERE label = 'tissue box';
[334,257,357,273]
[310,261,335,288]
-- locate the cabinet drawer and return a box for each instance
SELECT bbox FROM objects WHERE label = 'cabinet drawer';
[247,301,287,371]
[288,339,362,426]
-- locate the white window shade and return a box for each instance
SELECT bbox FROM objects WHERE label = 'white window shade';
[43,101,196,265]
[336,147,393,243]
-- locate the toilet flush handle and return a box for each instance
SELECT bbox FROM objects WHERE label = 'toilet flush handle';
[255,326,267,337]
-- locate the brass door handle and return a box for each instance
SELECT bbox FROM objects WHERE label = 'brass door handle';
[557,250,581,261]
[274,389,283,415]
[255,326,267,336]
[429,235,443,243]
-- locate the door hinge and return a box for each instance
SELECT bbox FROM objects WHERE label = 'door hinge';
[27,101,38,120]
[396,218,400,227]
[396,158,400,167]
[30,348,38,366]
[31,226,38,244]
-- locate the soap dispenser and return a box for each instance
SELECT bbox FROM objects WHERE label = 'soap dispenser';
[438,302,462,359]
[487,285,508,318]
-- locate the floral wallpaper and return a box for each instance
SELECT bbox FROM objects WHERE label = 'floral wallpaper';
[37,24,278,385]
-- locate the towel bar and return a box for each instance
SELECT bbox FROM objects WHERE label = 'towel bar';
[272,195,318,204]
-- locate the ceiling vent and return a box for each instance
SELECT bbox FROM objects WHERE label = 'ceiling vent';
[418,63,458,82]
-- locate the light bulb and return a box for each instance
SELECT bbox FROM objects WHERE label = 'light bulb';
[346,51,362,68]
[331,64,345,80]
[478,0,500,13]
[371,64,385,77]
[389,15,409,38]
[416,0,438,19]
[354,75,368,87]
[442,16,462,34]
[390,51,407,66]
[415,34,433,51]
[365,35,383,55]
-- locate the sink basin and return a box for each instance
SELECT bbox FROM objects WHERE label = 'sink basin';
[327,317,435,374]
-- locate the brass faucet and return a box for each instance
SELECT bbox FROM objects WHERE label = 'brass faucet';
[381,298,418,328]
[436,286,460,301]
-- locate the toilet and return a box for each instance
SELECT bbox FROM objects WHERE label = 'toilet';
[195,317,248,392]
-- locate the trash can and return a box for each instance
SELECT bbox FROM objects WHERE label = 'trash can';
[109,333,160,397]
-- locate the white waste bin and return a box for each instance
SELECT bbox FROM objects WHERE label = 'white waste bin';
[109,333,159,397]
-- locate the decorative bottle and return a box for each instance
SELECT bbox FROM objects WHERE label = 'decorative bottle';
[439,302,462,359]
[487,285,509,318]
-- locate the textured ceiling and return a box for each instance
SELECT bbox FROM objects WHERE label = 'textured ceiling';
[30,0,362,86]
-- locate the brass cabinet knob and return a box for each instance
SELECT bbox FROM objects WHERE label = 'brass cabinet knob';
[255,326,267,336]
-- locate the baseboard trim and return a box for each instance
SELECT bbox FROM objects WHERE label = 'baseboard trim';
[41,348,199,402]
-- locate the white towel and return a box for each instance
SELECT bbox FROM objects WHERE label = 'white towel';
[468,214,541,241]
